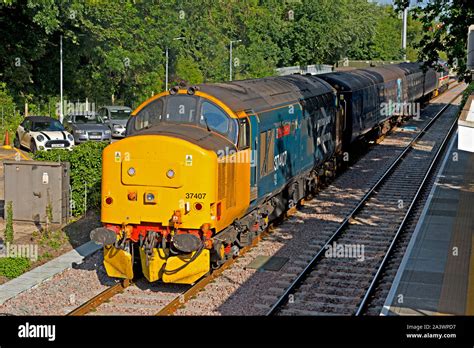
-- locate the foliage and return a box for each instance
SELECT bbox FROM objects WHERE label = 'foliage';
[0,0,430,111]
[0,257,30,279]
[0,82,22,143]
[461,82,474,108]
[4,201,14,244]
[38,251,53,261]
[33,141,108,216]
[0,0,433,170]
[38,229,64,251]
[175,56,204,85]
[395,0,474,81]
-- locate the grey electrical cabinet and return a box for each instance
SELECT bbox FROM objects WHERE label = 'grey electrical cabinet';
[3,160,70,224]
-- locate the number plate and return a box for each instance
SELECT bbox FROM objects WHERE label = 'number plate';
[51,143,64,148]
[89,136,101,140]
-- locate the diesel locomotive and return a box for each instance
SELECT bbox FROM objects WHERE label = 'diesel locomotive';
[91,62,449,284]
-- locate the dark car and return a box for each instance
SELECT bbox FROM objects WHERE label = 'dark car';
[64,112,112,144]
[97,106,132,138]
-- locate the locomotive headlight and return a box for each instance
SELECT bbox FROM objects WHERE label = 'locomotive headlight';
[127,167,136,176]
[145,193,155,202]
[166,169,175,178]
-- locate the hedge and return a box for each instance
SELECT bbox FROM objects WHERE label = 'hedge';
[34,141,108,216]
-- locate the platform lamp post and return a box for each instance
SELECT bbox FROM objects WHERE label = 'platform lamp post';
[229,39,242,81]
[402,7,408,61]
[165,37,185,91]
[399,1,409,62]
[59,34,64,123]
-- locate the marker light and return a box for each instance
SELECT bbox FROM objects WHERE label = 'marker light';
[105,197,113,205]
[127,167,136,176]
[166,169,175,178]
[145,193,156,203]
[128,191,137,201]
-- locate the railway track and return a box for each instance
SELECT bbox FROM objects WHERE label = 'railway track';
[67,82,463,317]
[265,89,464,316]
[67,232,266,316]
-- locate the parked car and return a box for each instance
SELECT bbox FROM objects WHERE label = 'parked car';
[97,106,132,138]
[64,112,112,144]
[14,116,74,153]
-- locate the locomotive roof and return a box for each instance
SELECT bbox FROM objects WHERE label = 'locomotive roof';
[198,74,334,113]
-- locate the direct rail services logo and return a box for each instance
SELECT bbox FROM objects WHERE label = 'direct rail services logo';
[18,322,56,342]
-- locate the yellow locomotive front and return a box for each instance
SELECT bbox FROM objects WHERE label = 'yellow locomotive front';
[91,88,251,284]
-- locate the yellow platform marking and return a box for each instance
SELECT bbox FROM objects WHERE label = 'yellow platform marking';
[0,148,30,161]
[10,148,31,161]
[466,236,474,315]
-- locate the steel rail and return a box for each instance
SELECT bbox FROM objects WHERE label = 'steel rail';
[355,96,460,315]
[67,278,132,316]
[156,232,266,315]
[266,88,464,316]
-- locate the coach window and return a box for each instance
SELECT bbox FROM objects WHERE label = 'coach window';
[237,118,250,150]
[133,99,164,131]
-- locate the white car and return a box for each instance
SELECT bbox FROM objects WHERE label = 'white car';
[14,116,74,153]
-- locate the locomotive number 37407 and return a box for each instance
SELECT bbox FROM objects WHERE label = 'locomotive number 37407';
[185,192,207,199]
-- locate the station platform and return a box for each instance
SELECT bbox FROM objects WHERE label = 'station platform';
[382,131,474,316]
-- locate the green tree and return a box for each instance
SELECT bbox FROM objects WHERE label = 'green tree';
[396,0,474,80]
[175,56,204,85]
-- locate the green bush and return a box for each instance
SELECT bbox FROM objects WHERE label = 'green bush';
[4,201,14,244]
[34,141,109,216]
[461,81,474,109]
[0,82,21,143]
[0,257,30,279]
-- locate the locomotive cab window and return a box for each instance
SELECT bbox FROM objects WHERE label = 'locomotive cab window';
[166,95,198,123]
[133,99,163,131]
[131,95,238,143]
[199,101,238,143]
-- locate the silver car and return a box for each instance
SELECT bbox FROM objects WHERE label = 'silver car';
[64,112,112,144]
[98,106,132,138]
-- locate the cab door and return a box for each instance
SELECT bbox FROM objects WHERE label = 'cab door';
[247,114,259,204]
